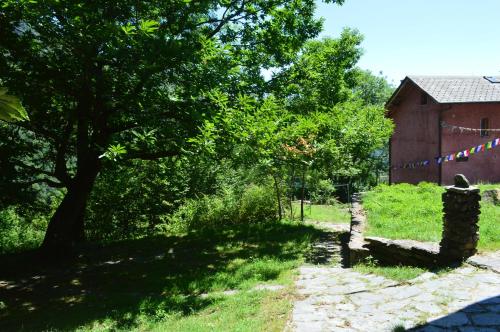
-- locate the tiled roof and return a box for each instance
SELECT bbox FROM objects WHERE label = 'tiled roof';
[407,76,500,103]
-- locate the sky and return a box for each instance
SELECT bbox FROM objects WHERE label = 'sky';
[315,0,500,85]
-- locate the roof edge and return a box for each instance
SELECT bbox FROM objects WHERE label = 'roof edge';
[385,76,409,110]
[385,76,439,112]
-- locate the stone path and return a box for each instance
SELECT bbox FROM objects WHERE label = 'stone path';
[288,229,500,332]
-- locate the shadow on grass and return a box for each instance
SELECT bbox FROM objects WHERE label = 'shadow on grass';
[0,222,325,331]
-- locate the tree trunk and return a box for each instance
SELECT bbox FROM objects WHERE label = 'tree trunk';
[300,165,306,222]
[289,165,295,220]
[273,174,282,221]
[41,156,100,255]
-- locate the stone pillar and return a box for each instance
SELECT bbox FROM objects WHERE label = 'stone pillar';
[439,174,481,263]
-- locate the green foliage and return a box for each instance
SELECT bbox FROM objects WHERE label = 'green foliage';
[274,29,365,113]
[0,207,47,254]
[86,159,191,241]
[364,183,500,251]
[0,87,28,122]
[289,101,393,180]
[238,184,278,224]
[0,0,330,175]
[308,178,337,204]
[0,0,335,246]
[86,155,272,241]
[167,183,277,232]
[0,186,62,254]
[99,144,127,162]
[352,70,394,106]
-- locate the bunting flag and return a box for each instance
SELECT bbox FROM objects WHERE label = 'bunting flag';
[393,137,500,170]
[441,121,500,133]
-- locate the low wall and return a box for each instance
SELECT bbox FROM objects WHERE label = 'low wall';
[348,194,440,268]
[347,193,370,266]
[364,237,439,268]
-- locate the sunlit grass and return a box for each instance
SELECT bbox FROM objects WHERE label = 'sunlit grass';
[0,222,322,331]
[363,183,500,251]
[290,202,350,223]
[353,263,427,282]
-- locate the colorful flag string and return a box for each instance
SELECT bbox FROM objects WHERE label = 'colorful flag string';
[392,137,500,170]
[441,121,500,134]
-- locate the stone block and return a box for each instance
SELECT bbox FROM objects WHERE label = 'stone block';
[482,189,500,205]
[439,176,481,264]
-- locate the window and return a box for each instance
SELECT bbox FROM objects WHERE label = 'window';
[420,92,428,105]
[480,118,489,137]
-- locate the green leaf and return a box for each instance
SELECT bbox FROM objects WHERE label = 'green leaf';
[99,144,127,161]
[0,88,29,122]
[121,23,137,35]
[139,20,160,35]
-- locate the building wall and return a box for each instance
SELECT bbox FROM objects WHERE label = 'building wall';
[389,84,441,184]
[440,103,500,185]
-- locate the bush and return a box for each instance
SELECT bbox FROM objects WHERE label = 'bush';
[85,160,192,241]
[238,184,278,224]
[165,183,278,232]
[309,179,337,204]
[0,207,48,254]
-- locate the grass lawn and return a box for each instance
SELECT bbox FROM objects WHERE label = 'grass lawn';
[290,202,350,223]
[363,182,500,251]
[353,262,428,282]
[0,222,324,331]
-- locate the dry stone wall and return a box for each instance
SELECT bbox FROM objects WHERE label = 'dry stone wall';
[439,177,481,264]
[348,174,481,268]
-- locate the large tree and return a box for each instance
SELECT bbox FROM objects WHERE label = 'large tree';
[0,0,343,254]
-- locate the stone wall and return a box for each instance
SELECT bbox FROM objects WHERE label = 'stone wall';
[348,175,481,268]
[364,237,439,268]
[439,176,481,263]
[347,193,370,266]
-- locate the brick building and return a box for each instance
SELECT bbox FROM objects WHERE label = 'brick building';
[387,76,500,185]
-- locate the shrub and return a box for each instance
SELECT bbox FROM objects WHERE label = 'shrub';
[0,207,47,254]
[309,179,337,204]
[166,184,278,232]
[238,184,277,224]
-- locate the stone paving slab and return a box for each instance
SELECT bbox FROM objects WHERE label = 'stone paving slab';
[468,252,500,274]
[290,265,500,332]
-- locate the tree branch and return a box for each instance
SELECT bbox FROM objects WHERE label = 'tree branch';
[206,0,248,38]
[124,149,179,160]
